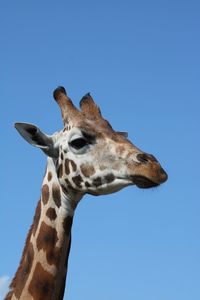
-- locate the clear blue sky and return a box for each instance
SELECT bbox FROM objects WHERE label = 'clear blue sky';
[1,1,200,299]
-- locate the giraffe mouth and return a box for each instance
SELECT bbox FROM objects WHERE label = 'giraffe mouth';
[131,176,159,189]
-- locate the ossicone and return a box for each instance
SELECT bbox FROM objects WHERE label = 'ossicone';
[53,86,80,125]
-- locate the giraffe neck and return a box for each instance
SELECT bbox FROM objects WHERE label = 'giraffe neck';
[5,157,83,300]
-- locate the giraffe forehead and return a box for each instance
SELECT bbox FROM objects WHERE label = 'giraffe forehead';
[56,118,131,150]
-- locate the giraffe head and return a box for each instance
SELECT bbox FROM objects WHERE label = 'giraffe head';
[15,87,167,197]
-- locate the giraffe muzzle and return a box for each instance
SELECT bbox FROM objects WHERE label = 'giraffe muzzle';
[130,164,168,188]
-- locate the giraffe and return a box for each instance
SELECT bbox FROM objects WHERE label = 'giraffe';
[5,87,167,300]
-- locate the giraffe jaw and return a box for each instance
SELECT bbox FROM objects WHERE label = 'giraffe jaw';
[86,176,159,196]
[131,175,160,189]
[85,178,133,196]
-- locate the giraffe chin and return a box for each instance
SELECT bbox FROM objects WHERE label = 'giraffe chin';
[131,176,159,189]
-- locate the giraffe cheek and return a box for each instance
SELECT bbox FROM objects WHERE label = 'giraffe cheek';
[64,159,77,175]
[80,163,95,177]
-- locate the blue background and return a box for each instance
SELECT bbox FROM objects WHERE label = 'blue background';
[1,1,200,299]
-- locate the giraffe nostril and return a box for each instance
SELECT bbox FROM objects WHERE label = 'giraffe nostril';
[137,153,158,163]
[137,153,149,163]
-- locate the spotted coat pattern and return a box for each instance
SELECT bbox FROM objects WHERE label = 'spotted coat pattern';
[5,87,167,300]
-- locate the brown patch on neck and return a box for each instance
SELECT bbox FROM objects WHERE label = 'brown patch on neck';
[52,183,61,208]
[42,184,50,205]
[36,221,61,266]
[28,262,55,300]
[46,207,57,221]
[47,172,52,182]
[80,164,95,177]
[46,247,62,266]
[36,221,58,252]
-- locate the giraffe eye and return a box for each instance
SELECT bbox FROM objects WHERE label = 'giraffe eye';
[70,138,88,150]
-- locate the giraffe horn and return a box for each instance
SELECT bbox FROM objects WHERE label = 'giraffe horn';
[53,86,80,125]
[80,93,102,120]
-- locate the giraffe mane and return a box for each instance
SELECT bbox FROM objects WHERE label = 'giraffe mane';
[8,200,41,299]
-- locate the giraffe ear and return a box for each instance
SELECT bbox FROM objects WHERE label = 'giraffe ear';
[14,122,59,158]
